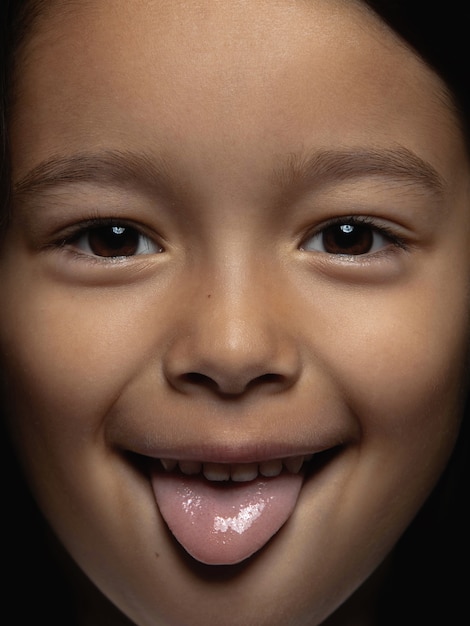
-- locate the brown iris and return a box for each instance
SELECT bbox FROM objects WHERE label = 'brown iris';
[86,225,141,257]
[321,223,374,255]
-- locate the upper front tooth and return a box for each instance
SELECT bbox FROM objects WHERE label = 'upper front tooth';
[179,460,202,475]
[259,459,283,477]
[162,455,308,480]
[160,458,177,472]
[231,463,258,482]
[284,455,305,474]
[203,463,230,481]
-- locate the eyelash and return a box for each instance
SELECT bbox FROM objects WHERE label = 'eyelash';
[300,215,407,257]
[52,214,406,264]
[56,218,164,259]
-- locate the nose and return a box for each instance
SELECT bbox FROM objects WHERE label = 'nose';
[162,274,302,398]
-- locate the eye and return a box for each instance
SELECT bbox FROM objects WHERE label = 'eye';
[301,219,395,256]
[70,223,163,258]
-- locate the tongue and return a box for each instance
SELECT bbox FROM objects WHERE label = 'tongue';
[151,470,303,565]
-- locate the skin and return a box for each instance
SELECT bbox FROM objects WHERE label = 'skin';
[1,0,470,624]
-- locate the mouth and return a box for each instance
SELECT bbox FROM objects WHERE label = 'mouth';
[147,449,336,566]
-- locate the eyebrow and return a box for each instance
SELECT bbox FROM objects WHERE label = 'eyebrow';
[13,145,446,201]
[13,150,176,198]
[273,145,446,197]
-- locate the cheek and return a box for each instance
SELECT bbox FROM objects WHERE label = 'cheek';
[0,280,164,557]
[325,282,469,466]
[0,278,146,474]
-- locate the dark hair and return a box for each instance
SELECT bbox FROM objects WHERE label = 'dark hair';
[0,1,469,624]
[0,2,9,231]
[364,1,470,136]
[1,3,78,602]
[1,0,470,225]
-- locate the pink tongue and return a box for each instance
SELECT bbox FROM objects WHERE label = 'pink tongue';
[151,470,303,565]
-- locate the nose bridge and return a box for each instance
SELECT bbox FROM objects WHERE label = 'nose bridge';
[163,245,301,395]
[203,256,271,362]
[207,242,265,336]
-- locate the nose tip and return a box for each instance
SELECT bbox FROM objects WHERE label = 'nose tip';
[163,318,301,398]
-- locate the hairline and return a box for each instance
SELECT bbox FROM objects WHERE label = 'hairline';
[1,0,469,239]
[7,0,468,139]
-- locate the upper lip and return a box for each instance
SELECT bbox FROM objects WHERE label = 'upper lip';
[126,438,343,465]
[108,406,357,465]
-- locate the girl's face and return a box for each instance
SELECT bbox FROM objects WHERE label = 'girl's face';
[2,0,469,624]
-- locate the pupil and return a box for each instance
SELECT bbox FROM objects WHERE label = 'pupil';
[88,225,139,257]
[323,223,373,255]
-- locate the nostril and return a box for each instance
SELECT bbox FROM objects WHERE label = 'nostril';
[163,321,302,398]
[181,372,219,391]
[178,371,289,397]
[246,373,286,390]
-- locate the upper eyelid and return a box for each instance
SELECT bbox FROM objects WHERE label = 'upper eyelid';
[55,214,399,246]
[50,219,166,263]
[298,215,409,258]
[57,218,163,245]
[300,215,398,242]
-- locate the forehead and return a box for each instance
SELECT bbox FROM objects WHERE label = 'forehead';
[10,0,464,187]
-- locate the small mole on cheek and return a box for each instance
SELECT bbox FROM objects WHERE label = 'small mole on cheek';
[154,552,160,559]
[207,294,212,299]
